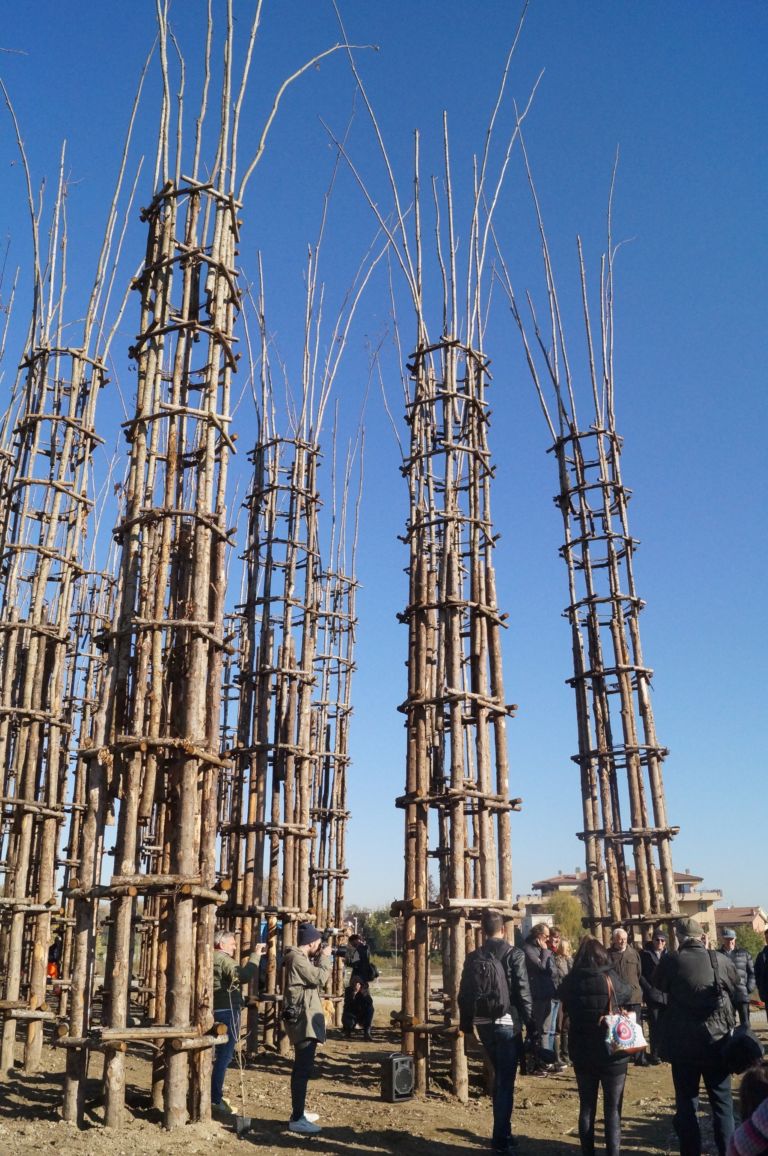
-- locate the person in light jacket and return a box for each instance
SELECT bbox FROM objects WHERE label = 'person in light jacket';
[282,923,333,1136]
[211,928,265,1111]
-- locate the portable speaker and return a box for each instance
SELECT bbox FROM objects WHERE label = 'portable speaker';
[381,1052,415,1101]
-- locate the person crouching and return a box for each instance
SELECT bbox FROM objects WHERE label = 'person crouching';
[342,977,374,1040]
[282,923,333,1136]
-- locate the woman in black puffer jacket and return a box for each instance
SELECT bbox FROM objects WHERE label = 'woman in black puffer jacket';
[560,937,632,1156]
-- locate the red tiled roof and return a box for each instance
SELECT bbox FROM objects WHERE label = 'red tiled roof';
[532,869,704,890]
[714,907,760,923]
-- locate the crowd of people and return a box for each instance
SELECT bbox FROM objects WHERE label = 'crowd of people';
[210,921,379,1133]
[459,914,768,1155]
[209,913,768,1153]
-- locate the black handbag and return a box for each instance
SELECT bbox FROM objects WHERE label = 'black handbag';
[720,1024,764,1075]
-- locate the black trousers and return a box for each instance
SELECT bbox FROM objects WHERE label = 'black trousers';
[645,1004,664,1058]
[290,1039,318,1121]
[574,1062,628,1156]
[671,1057,734,1156]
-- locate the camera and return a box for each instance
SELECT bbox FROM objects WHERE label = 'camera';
[281,1003,300,1024]
[321,926,343,944]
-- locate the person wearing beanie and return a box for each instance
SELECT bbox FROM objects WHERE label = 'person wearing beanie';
[654,917,740,1155]
[282,923,333,1136]
[211,928,265,1112]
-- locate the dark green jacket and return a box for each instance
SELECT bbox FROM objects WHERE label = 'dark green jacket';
[213,949,259,1012]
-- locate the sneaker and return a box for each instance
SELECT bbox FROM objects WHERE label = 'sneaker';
[288,1116,322,1135]
[553,1061,568,1072]
[213,1097,235,1114]
[304,1112,320,1123]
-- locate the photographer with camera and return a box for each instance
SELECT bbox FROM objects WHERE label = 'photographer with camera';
[282,923,333,1136]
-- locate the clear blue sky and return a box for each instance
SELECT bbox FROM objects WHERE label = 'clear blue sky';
[1,3,765,914]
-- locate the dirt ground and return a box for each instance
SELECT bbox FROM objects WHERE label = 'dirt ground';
[0,998,764,1156]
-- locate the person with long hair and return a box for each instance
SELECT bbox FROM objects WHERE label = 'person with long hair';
[560,936,632,1156]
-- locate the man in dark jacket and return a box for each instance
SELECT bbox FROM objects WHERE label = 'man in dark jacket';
[718,928,755,1026]
[459,910,534,1155]
[654,917,739,1156]
[608,926,646,1065]
[640,929,668,1065]
[755,929,768,1007]
[523,922,557,1038]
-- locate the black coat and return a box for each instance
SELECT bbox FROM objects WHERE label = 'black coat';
[640,947,668,1008]
[343,983,373,1023]
[654,941,738,1063]
[560,964,632,1070]
[755,945,768,1004]
[523,941,557,1002]
[717,946,755,1004]
[458,938,533,1035]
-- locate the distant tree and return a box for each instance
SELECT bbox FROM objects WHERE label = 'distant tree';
[361,906,396,953]
[543,891,585,948]
[734,925,763,959]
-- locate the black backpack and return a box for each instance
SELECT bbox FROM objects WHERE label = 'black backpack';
[460,947,512,1021]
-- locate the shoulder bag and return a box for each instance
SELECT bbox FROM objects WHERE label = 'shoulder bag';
[601,975,648,1057]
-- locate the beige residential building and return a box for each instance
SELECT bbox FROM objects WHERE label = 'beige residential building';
[517,868,722,940]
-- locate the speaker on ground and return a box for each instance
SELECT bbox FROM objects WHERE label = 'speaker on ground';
[381,1052,415,1101]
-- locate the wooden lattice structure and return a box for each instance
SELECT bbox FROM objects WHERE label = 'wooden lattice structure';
[308,443,361,1016]
[0,139,111,1077]
[502,166,679,939]
[56,565,117,1022]
[222,431,321,1052]
[396,336,518,1098]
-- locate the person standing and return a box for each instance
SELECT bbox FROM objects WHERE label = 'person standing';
[755,929,768,1011]
[560,936,632,1156]
[458,909,534,1154]
[282,923,333,1135]
[523,923,557,1044]
[719,928,756,1026]
[608,926,646,1065]
[654,916,739,1156]
[640,928,668,1065]
[550,928,573,1069]
[211,928,265,1112]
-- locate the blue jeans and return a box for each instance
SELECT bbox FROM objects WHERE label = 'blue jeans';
[211,1008,240,1105]
[476,1023,523,1149]
[671,1059,734,1155]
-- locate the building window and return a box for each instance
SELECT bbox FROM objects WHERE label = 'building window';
[698,902,707,913]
